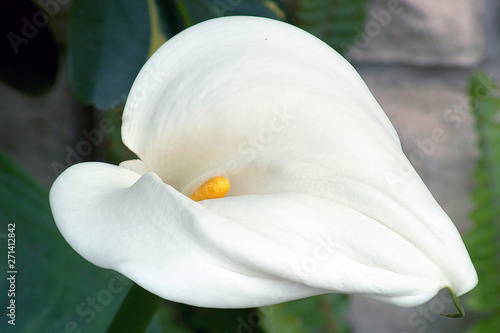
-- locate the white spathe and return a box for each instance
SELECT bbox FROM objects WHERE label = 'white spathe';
[50,16,477,308]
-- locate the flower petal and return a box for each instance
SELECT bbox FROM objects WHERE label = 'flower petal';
[119,159,149,175]
[200,191,474,306]
[51,162,475,308]
[50,163,327,307]
[122,16,400,192]
[51,16,477,308]
[119,15,476,304]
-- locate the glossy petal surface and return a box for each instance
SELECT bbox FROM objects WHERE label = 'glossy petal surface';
[50,17,477,308]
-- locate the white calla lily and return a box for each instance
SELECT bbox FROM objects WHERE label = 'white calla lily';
[50,16,477,309]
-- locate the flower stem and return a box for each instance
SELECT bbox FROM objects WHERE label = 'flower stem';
[106,282,162,333]
[440,287,465,318]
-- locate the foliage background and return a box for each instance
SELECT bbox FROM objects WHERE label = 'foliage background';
[1,0,499,332]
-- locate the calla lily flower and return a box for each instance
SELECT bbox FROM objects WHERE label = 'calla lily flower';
[50,16,477,309]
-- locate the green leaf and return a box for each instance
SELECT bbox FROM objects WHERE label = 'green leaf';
[106,283,161,333]
[464,72,500,331]
[146,302,195,333]
[109,282,266,333]
[163,302,264,333]
[260,294,351,333]
[170,0,286,27]
[153,0,184,38]
[0,153,131,333]
[0,0,58,95]
[295,0,367,55]
[68,0,151,110]
[146,302,264,333]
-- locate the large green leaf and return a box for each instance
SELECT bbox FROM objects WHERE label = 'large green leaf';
[67,0,151,110]
[465,73,500,332]
[0,153,131,333]
[169,0,286,27]
[153,0,184,39]
[0,0,58,95]
[260,294,351,333]
[295,0,366,55]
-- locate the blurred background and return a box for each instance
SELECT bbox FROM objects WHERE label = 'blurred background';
[1,0,499,332]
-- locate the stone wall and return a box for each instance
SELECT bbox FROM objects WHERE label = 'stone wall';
[347,0,499,332]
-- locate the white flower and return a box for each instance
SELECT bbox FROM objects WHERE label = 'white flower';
[50,16,477,309]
